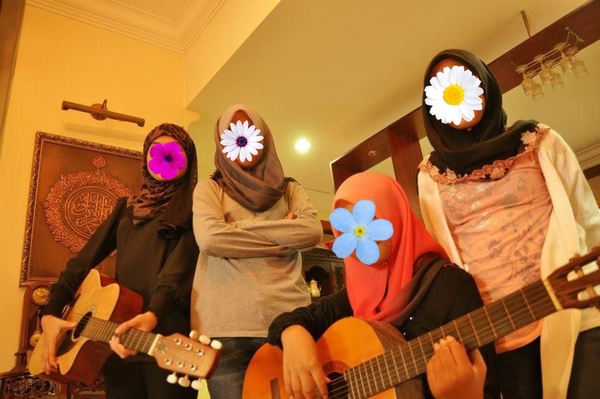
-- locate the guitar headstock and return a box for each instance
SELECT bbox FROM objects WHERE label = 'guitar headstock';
[152,331,222,390]
[547,245,600,311]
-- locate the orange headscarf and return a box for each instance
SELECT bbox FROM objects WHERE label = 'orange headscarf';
[331,172,446,322]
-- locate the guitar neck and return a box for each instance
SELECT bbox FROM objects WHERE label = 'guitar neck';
[344,279,557,395]
[79,316,158,355]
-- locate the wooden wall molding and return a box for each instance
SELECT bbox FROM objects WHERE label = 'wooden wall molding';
[0,0,26,148]
[578,142,600,174]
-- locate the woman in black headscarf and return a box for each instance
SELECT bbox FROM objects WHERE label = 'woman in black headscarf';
[417,49,600,399]
[38,123,200,399]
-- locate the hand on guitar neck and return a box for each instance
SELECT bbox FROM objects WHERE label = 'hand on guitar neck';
[38,308,222,391]
[427,336,486,399]
[109,311,158,358]
[31,269,222,391]
[40,310,163,374]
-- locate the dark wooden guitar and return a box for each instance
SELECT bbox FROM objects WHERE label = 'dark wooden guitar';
[29,269,220,390]
[243,247,600,399]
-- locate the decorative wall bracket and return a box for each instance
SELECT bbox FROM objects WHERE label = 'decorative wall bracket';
[62,99,145,127]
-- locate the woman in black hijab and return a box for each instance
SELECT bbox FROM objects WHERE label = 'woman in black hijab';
[422,49,537,177]
[38,123,200,399]
[417,49,600,399]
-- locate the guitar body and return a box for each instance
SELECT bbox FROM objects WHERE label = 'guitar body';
[29,269,143,385]
[243,318,423,399]
[244,247,600,398]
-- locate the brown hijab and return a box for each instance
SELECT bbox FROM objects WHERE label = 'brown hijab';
[127,123,198,236]
[423,49,538,176]
[212,104,288,212]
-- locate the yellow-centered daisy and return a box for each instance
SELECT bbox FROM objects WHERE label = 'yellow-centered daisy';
[425,65,484,125]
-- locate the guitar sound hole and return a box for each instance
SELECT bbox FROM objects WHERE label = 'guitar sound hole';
[326,372,349,399]
[72,311,92,340]
[55,311,92,357]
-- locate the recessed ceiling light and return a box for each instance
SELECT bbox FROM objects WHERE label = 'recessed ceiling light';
[294,138,311,153]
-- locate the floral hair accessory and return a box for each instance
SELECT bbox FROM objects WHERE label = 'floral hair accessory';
[148,141,186,180]
[329,199,394,265]
[425,65,484,125]
[220,120,264,163]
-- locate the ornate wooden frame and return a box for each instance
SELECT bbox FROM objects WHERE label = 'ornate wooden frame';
[20,132,143,286]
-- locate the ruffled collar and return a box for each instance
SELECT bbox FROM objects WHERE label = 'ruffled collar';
[420,124,549,184]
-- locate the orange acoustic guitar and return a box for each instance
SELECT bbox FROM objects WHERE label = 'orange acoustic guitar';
[29,269,221,391]
[243,246,600,399]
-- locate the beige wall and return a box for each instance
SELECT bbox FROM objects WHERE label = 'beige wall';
[184,0,279,106]
[0,5,198,372]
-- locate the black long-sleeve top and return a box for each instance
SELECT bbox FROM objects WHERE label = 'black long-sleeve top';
[42,197,199,341]
[268,263,500,399]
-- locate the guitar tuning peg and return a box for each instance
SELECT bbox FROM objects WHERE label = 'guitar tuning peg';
[191,378,203,391]
[199,334,211,345]
[178,375,191,388]
[189,330,199,340]
[166,372,178,384]
[210,339,223,350]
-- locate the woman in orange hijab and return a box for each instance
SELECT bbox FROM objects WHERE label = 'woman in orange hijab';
[266,172,499,399]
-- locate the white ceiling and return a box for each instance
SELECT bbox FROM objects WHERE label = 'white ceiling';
[27,0,222,52]
[29,0,600,217]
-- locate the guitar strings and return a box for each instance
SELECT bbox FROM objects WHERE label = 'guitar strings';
[334,283,555,398]
[57,265,598,398]
[327,263,600,398]
[324,280,569,399]
[325,285,549,398]
[53,311,214,375]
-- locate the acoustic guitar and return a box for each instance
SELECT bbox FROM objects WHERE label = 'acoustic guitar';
[29,269,221,390]
[243,246,600,399]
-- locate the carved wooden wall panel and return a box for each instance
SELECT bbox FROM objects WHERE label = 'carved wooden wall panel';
[20,132,142,286]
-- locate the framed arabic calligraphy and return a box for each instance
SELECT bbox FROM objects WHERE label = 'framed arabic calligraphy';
[20,132,143,286]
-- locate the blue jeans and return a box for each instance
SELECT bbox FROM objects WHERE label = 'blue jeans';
[206,337,267,399]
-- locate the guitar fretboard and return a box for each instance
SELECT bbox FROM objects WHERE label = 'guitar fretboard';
[76,316,159,355]
[342,279,556,398]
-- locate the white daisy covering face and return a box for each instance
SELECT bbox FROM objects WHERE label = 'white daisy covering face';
[425,65,484,125]
[220,120,264,162]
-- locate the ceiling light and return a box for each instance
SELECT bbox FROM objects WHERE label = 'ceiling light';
[294,138,311,153]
